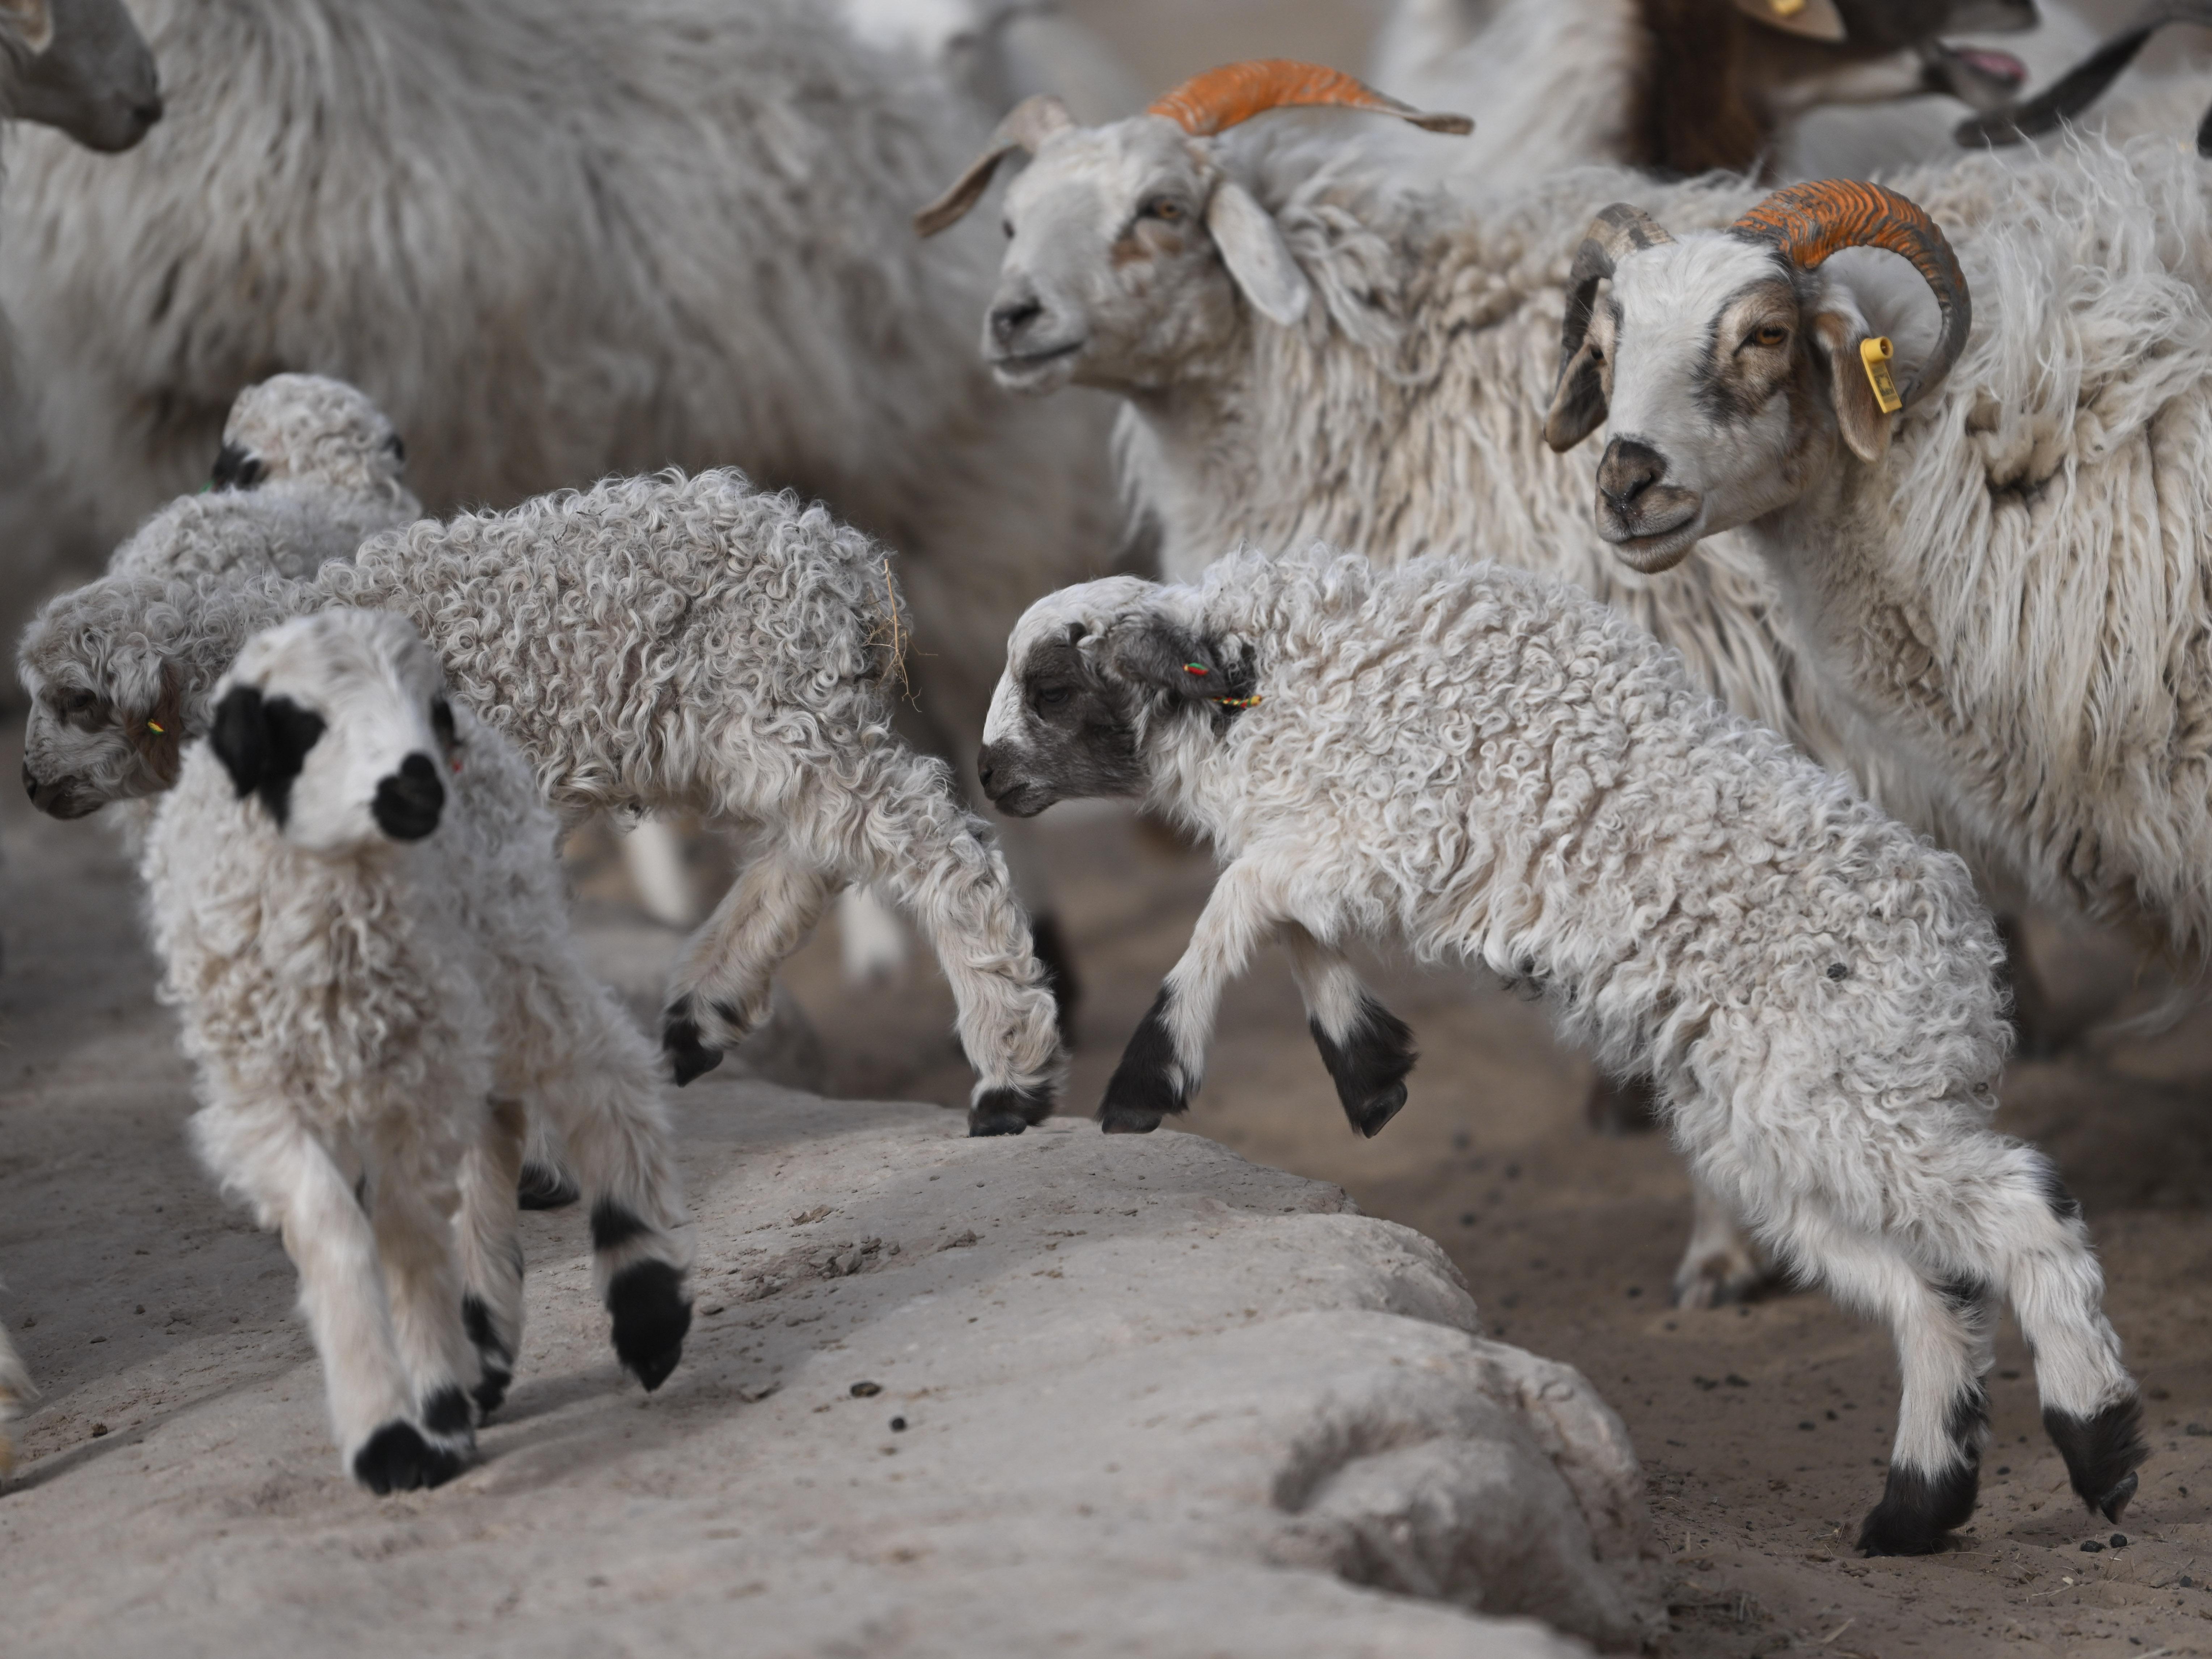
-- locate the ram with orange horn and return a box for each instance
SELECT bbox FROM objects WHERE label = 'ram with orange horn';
[915,59,1468,390]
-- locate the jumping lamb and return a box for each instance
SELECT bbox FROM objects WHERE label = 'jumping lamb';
[21,469,1066,1134]
[145,608,693,1492]
[977,550,2147,1558]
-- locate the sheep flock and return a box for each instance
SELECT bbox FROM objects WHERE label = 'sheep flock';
[10,0,2212,1624]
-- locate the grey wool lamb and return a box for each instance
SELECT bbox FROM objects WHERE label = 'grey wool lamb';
[978,550,2145,1558]
[20,469,1065,1133]
[145,609,692,1493]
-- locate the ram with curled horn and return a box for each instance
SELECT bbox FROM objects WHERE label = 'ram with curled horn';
[914,59,1469,388]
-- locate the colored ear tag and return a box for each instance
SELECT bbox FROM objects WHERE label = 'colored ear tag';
[1183,663,1209,677]
[1860,335,1903,415]
[145,720,165,735]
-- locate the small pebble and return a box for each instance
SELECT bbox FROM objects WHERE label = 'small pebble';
[1799,1421,1815,1431]
[700,1305,725,1317]
[2081,1540,2105,1553]
[1625,1286,1642,1299]
[90,1423,108,1438]
[1725,1374,1750,1388]
[1997,1465,2011,1476]
[850,1381,882,1398]
[2111,1532,2128,1549]
[1459,1212,1476,1227]
[2180,1574,2195,1588]
[889,1417,908,1432]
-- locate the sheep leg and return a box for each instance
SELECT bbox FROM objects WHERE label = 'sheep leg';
[0,1322,35,1477]
[1672,1177,1778,1309]
[369,1155,481,1472]
[661,842,839,1087]
[456,1097,528,1417]
[191,1105,458,1493]
[528,975,693,1395]
[1280,924,1417,1138]
[1100,859,1278,1133]
[800,744,1063,1137]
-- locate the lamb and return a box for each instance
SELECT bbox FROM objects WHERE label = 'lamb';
[976,549,2146,1557]
[1365,0,2039,191]
[1540,153,2212,993]
[145,608,693,1492]
[21,468,1066,1135]
[0,0,1125,1003]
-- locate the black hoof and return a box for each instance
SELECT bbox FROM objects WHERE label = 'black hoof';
[472,1366,512,1418]
[1856,1459,1980,1557]
[608,1259,691,1393]
[967,1107,1030,1137]
[2047,1398,2148,1520]
[352,1421,469,1495]
[662,1010,724,1087]
[1352,1083,1408,1139]
[516,1160,580,1210]
[1099,1105,1164,1134]
[968,1083,1053,1137]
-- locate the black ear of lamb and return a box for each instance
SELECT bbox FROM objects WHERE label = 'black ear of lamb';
[210,442,266,492]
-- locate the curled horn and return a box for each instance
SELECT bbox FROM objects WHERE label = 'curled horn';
[914,94,1076,238]
[1956,1,2212,155]
[1730,179,1970,405]
[1555,203,1675,386]
[1146,59,1471,138]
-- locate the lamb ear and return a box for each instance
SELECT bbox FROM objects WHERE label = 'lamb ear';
[1107,615,1227,703]
[210,684,268,800]
[0,0,55,54]
[1813,311,1893,466]
[1206,178,1310,328]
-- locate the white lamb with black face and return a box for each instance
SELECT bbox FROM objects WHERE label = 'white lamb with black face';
[980,550,2145,1559]
[143,608,691,1494]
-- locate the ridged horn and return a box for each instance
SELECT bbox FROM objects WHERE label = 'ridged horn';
[1730,179,1970,405]
[1555,203,1676,386]
[914,94,1076,238]
[1146,59,1472,139]
[1955,1,2212,155]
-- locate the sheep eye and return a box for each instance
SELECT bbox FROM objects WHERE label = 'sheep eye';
[1001,219,1014,239]
[54,687,98,719]
[1032,684,1074,711]
[1140,197,1185,224]
[1750,324,1789,350]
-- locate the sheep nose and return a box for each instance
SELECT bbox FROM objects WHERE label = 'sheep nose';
[372,752,445,841]
[1596,438,1667,514]
[21,760,40,804]
[976,748,1000,794]
[990,296,1045,349]
[132,93,164,130]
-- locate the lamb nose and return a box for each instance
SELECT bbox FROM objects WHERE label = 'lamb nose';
[990,297,1043,347]
[20,761,38,803]
[1598,438,1666,511]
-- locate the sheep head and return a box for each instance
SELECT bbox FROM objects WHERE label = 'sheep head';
[211,610,454,852]
[915,61,1468,395]
[0,0,162,153]
[1543,179,1969,573]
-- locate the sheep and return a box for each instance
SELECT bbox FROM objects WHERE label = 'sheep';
[21,468,1067,1135]
[144,607,692,1491]
[1959,1,2212,153]
[835,0,1142,123]
[0,0,161,152]
[976,549,2146,1557]
[1365,0,2040,192]
[0,0,1125,1008]
[1540,152,2212,1006]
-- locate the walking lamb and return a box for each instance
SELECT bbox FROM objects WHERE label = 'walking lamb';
[977,551,2145,1556]
[144,609,693,1491]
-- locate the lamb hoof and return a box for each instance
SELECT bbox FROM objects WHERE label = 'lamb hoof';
[516,1160,579,1210]
[2100,1470,2140,1523]
[1672,1249,1772,1310]
[2046,1398,2149,1521]
[1352,1083,1408,1139]
[608,1260,691,1393]
[471,1365,512,1419]
[969,1084,1052,1137]
[352,1421,469,1495]
[1856,1460,1979,1557]
[1099,1105,1164,1134]
[661,1010,724,1087]
[967,1106,1030,1137]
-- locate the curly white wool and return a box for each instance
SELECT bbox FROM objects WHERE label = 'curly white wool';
[144,608,690,1490]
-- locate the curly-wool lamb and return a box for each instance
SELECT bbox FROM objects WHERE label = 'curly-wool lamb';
[20,469,1065,1133]
[977,550,2145,1558]
[145,608,692,1492]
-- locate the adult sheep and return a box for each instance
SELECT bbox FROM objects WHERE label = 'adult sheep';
[0,0,1121,999]
[1540,153,2212,1008]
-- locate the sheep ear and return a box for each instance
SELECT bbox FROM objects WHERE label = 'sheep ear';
[1813,310,1894,466]
[1108,616,1227,703]
[0,0,55,54]
[1206,179,1310,329]
[210,685,268,799]
[1544,340,1611,453]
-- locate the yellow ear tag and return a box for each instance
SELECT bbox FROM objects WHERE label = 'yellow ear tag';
[1860,335,1903,415]
[1771,0,1807,14]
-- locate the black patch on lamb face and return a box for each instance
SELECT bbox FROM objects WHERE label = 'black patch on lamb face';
[1099,985,1185,1133]
[607,1260,691,1392]
[210,685,326,827]
[210,441,266,492]
[968,1083,1054,1137]
[1309,994,1418,1139]
[422,1385,473,1437]
[1856,1385,1989,1556]
[589,1199,651,1254]
[2046,1397,2148,1522]
[429,695,456,750]
[372,752,444,841]
[980,636,1147,816]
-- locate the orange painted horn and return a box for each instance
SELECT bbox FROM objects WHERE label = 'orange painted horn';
[1730,179,1971,406]
[1147,59,1472,139]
